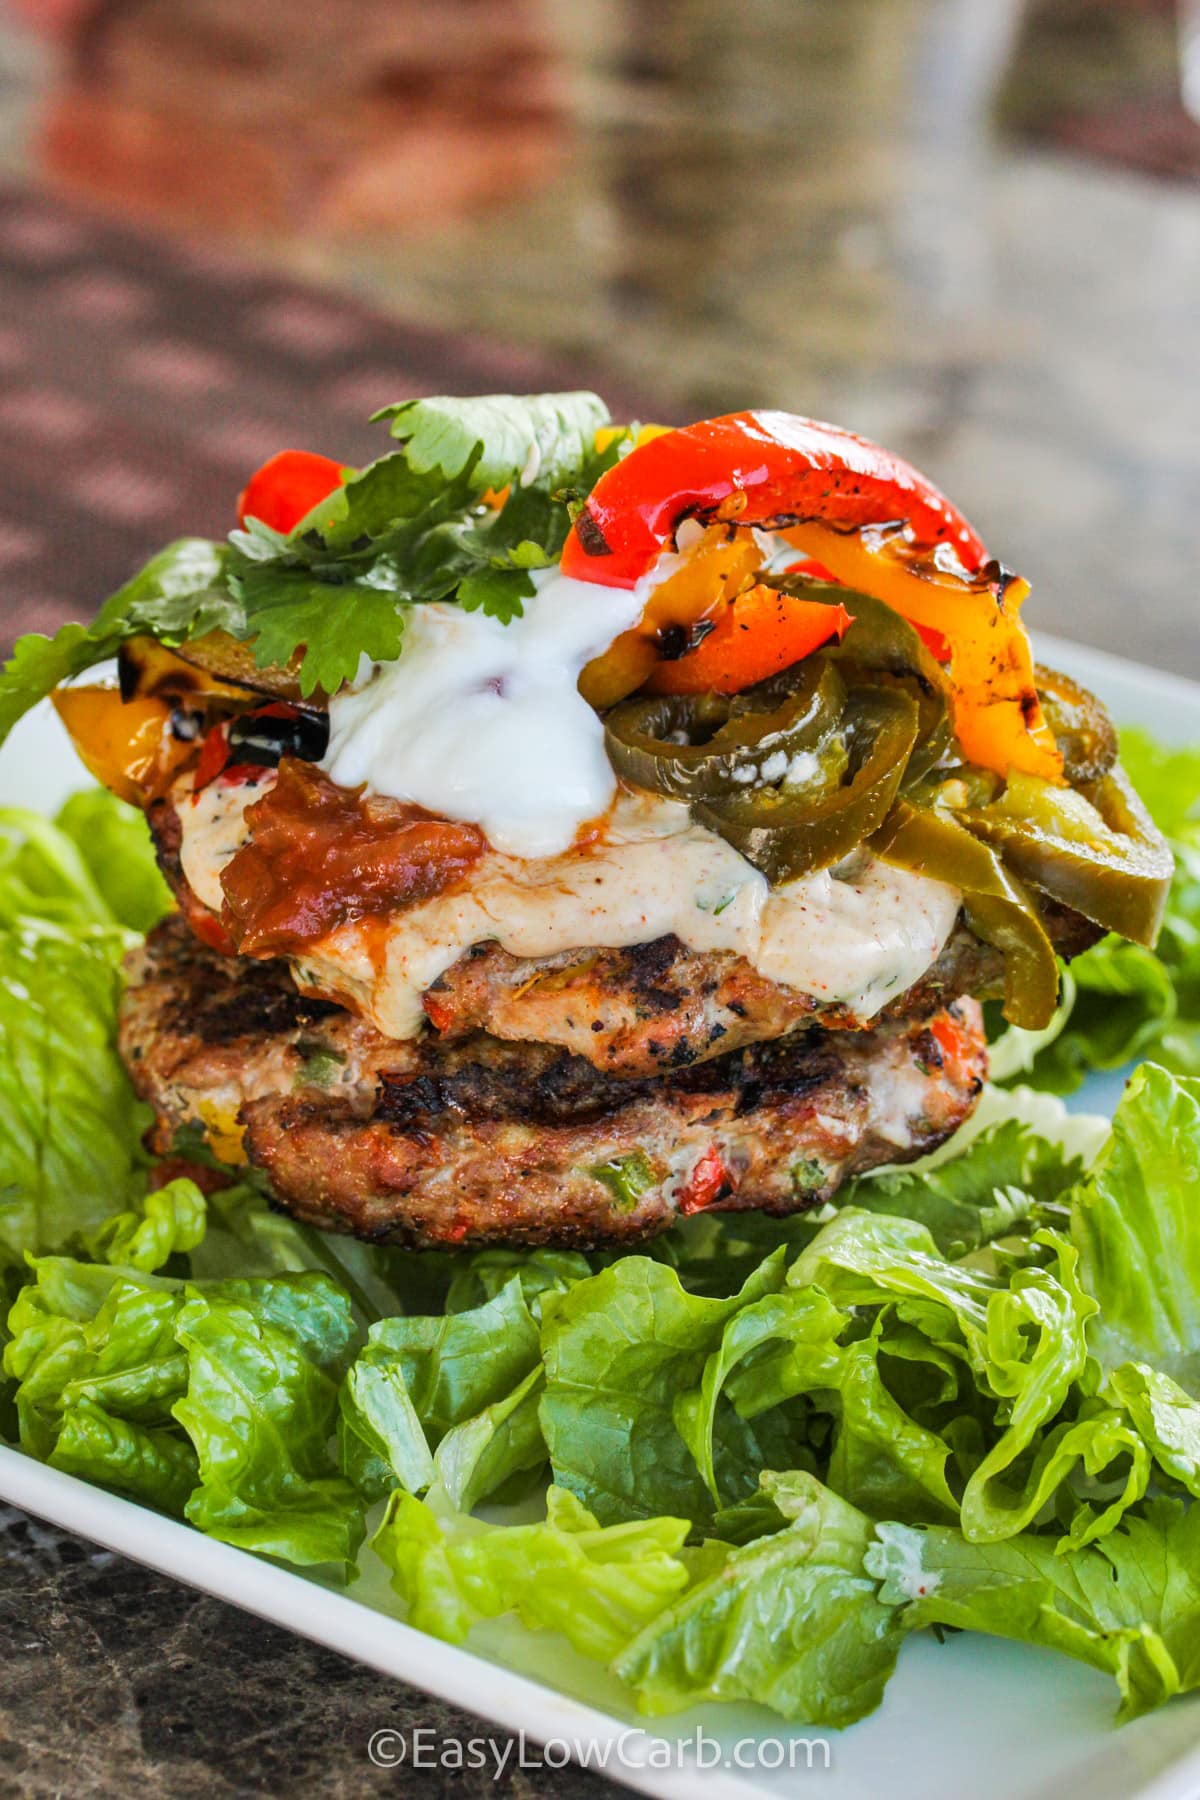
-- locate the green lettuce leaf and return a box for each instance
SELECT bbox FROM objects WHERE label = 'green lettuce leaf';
[337,1342,433,1504]
[789,1210,1107,1540]
[1009,731,1200,1090]
[836,1119,1084,1259]
[187,1169,436,1331]
[614,1471,906,1726]
[1121,733,1200,840]
[0,789,167,960]
[0,807,115,931]
[50,1396,198,1514]
[867,1498,1200,1721]
[444,1246,592,1318]
[1008,944,1183,1094]
[1063,1064,1200,1495]
[0,920,147,1259]
[371,1482,690,1660]
[672,1287,843,1503]
[173,1273,362,1568]
[6,1253,370,1550]
[1105,1363,1200,1497]
[689,1292,962,1528]
[53,789,173,934]
[1070,1063,1200,1387]
[433,1365,548,1512]
[85,1178,207,1274]
[5,1255,190,1490]
[539,1251,790,1525]
[336,1256,582,1510]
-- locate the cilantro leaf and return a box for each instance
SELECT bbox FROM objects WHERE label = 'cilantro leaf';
[0,394,619,726]
[226,392,614,689]
[292,454,480,557]
[455,565,537,623]
[375,391,611,494]
[235,564,406,697]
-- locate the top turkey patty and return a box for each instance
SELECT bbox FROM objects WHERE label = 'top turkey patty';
[150,780,1101,1079]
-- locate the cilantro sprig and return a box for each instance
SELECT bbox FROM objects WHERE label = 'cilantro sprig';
[0,391,624,731]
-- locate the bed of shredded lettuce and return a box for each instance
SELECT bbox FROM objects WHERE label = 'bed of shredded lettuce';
[1,749,1199,1732]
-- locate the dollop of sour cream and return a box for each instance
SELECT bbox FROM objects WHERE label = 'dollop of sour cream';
[321,569,646,858]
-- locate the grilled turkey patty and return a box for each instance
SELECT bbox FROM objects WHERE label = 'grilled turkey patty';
[148,793,1097,1078]
[121,918,987,1250]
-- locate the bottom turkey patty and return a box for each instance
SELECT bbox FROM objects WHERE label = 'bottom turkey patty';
[120,917,987,1250]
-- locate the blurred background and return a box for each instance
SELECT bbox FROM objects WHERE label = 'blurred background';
[0,0,1197,673]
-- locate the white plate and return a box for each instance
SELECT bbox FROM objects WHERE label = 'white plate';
[2,638,1199,1800]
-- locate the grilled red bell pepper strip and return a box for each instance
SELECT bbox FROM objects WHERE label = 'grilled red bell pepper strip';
[237,450,348,535]
[562,410,988,585]
[567,411,1060,783]
[192,720,232,793]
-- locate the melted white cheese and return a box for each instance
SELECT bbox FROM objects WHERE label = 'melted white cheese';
[284,790,960,1039]
[320,568,647,859]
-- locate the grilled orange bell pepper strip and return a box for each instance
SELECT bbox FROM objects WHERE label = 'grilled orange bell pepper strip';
[779,521,1059,780]
[237,450,347,535]
[647,585,852,696]
[564,412,1060,782]
[577,523,761,709]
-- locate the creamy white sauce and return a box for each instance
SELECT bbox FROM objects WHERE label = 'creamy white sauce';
[320,568,648,859]
[178,776,268,914]
[284,790,960,1040]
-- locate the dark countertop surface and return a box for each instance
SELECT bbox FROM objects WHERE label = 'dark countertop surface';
[0,1505,613,1797]
[0,1,1198,1795]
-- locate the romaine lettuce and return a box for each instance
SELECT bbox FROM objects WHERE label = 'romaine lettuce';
[175,1274,362,1568]
[615,1472,906,1727]
[372,1483,691,1658]
[867,1499,1200,1721]
[0,920,146,1259]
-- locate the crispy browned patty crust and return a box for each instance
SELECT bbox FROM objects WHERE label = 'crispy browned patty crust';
[148,793,1098,1079]
[419,902,1098,1073]
[120,918,987,1250]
